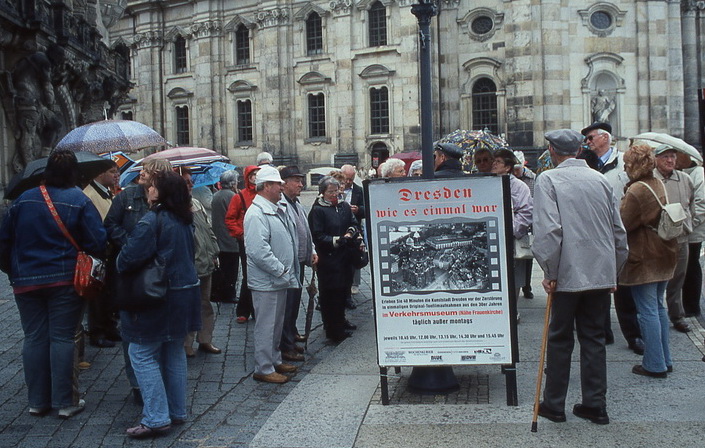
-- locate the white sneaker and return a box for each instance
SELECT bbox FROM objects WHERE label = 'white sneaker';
[58,399,85,419]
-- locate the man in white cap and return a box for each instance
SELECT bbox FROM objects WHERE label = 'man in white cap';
[244,166,300,383]
[533,129,627,426]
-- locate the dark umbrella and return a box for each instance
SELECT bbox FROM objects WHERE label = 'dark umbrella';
[304,270,319,351]
[4,151,114,200]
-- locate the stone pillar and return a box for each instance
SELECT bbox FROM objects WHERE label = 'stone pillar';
[683,5,700,145]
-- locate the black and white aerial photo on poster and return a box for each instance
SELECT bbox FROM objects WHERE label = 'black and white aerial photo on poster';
[379,218,500,296]
[367,176,514,367]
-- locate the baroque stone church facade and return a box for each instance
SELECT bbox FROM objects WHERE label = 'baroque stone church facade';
[104,1,705,169]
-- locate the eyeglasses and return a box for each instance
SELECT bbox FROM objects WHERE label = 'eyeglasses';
[585,134,602,142]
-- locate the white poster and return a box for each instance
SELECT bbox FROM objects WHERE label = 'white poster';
[367,176,514,367]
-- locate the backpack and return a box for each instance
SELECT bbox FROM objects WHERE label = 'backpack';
[637,181,687,241]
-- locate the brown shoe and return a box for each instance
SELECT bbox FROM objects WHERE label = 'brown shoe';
[673,319,691,333]
[253,372,289,383]
[294,344,304,354]
[295,334,307,342]
[184,347,196,358]
[275,363,298,374]
[198,343,222,354]
[282,350,305,362]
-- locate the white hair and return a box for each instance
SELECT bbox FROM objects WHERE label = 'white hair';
[380,158,405,177]
[256,151,273,165]
[595,128,612,145]
[408,159,423,176]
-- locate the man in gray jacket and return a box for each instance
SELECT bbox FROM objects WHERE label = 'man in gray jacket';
[244,166,300,384]
[533,129,628,426]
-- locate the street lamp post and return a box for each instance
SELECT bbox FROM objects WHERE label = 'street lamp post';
[408,1,460,395]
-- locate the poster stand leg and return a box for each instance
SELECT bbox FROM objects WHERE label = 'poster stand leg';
[502,363,518,406]
[380,367,389,405]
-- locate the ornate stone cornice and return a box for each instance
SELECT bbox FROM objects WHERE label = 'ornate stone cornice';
[255,8,290,28]
[330,0,352,14]
[191,20,222,38]
[683,0,705,12]
[132,31,162,49]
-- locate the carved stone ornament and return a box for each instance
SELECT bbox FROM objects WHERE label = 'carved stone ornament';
[458,8,505,42]
[191,20,223,38]
[577,3,626,38]
[330,0,352,13]
[133,31,163,49]
[255,8,290,28]
[683,0,705,12]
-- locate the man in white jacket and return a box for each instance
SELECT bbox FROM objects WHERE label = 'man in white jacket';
[244,166,300,384]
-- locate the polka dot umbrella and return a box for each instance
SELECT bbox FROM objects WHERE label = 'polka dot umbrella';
[54,120,167,154]
[438,129,509,172]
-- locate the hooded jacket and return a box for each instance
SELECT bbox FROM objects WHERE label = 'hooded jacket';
[225,165,259,240]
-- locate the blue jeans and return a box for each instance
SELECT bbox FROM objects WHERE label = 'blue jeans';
[128,340,187,427]
[15,285,83,408]
[631,282,672,373]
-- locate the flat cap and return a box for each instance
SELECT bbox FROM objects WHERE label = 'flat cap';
[279,165,305,179]
[545,129,583,156]
[581,122,612,136]
[434,142,463,159]
[653,144,677,156]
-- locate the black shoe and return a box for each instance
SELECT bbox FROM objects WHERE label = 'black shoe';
[327,330,353,343]
[90,338,116,348]
[632,364,667,378]
[344,320,357,330]
[572,404,609,424]
[345,299,357,310]
[537,402,566,423]
[628,338,645,355]
[105,331,122,342]
[523,290,534,299]
[132,388,143,406]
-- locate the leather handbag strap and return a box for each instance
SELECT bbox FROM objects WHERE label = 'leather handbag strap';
[40,185,80,251]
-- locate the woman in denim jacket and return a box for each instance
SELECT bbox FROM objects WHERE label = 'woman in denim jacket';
[116,170,200,439]
[0,150,106,419]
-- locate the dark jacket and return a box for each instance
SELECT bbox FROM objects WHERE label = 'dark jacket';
[117,208,200,343]
[0,186,106,287]
[211,188,239,253]
[350,183,366,221]
[104,184,150,249]
[434,158,465,178]
[308,197,359,288]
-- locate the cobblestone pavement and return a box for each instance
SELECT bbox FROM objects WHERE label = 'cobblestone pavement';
[0,266,373,448]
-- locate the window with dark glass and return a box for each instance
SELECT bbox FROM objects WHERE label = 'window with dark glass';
[472,78,498,134]
[471,16,493,35]
[370,86,389,134]
[175,106,189,145]
[237,100,253,144]
[590,11,612,30]
[306,13,323,56]
[308,93,326,138]
[121,111,133,121]
[235,25,250,65]
[174,36,187,73]
[368,1,387,47]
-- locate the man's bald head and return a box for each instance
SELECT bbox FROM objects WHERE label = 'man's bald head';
[340,164,356,189]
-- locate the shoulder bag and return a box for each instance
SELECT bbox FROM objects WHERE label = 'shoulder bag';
[40,185,105,299]
[115,212,168,312]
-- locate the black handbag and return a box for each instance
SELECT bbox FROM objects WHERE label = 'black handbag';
[115,212,168,312]
[116,256,167,312]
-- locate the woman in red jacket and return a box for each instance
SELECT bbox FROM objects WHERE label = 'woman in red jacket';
[225,165,260,323]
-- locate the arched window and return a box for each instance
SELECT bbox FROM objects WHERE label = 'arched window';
[235,24,250,65]
[368,1,387,47]
[306,13,323,55]
[472,78,498,133]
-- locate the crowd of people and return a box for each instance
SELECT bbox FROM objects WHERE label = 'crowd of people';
[0,120,703,436]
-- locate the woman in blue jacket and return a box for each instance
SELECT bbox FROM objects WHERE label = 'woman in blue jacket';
[0,150,106,419]
[116,170,200,439]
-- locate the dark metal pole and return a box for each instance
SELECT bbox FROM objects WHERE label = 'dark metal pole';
[411,1,438,179]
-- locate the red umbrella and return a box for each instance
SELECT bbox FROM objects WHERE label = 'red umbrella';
[390,151,422,173]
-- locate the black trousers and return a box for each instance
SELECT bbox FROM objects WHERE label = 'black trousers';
[613,284,641,344]
[235,246,254,319]
[319,287,347,339]
[682,242,702,315]
[211,251,239,303]
[544,289,610,411]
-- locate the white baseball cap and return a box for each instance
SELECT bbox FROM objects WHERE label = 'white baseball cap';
[255,165,285,185]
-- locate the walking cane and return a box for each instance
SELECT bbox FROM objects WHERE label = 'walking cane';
[531,281,555,433]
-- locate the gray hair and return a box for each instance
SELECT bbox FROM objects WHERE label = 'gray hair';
[318,175,340,194]
[595,128,613,145]
[256,151,273,165]
[380,158,405,177]
[408,159,423,176]
[219,169,239,189]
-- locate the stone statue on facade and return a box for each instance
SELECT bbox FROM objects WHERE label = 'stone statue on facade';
[591,89,616,123]
[9,45,66,172]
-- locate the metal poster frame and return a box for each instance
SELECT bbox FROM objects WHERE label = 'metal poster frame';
[364,175,518,405]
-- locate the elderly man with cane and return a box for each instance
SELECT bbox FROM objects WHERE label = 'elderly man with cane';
[532,129,628,426]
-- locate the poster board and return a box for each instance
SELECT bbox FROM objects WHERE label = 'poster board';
[365,175,517,368]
